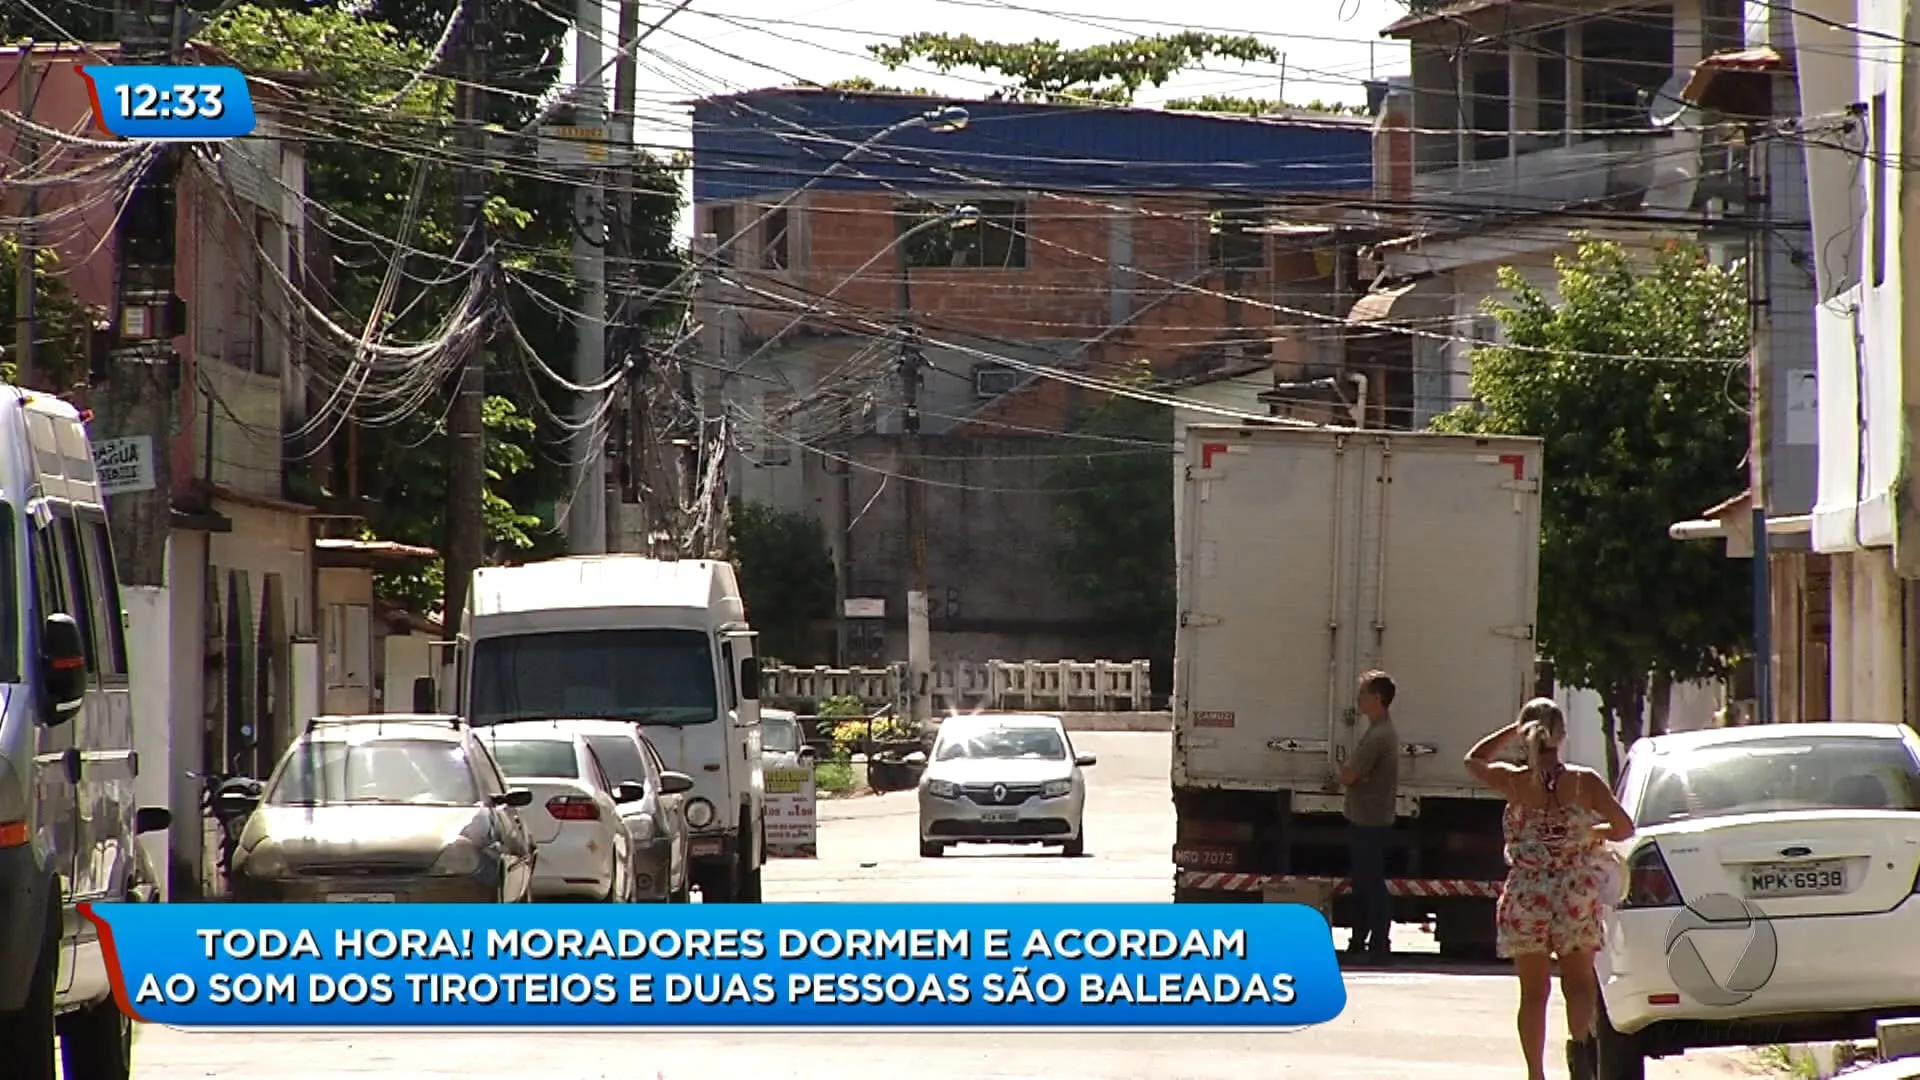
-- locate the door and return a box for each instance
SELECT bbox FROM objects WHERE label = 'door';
[1174,428,1360,789]
[25,510,79,992]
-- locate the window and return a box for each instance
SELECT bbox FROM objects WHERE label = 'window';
[267,738,480,806]
[1206,201,1264,269]
[50,518,95,677]
[76,517,126,678]
[468,738,508,798]
[901,200,1027,269]
[1578,9,1673,131]
[762,207,790,271]
[1872,92,1888,287]
[719,640,740,709]
[485,738,581,779]
[469,628,720,725]
[1533,31,1567,148]
[585,747,615,794]
[708,205,737,267]
[1469,57,1510,161]
[255,216,283,376]
[0,506,19,683]
[973,364,1022,399]
[1632,735,1920,827]
[585,735,649,786]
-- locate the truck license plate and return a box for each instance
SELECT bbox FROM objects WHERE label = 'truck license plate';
[1746,860,1847,898]
[326,893,395,903]
[980,810,1018,823]
[690,838,723,857]
[1174,845,1237,870]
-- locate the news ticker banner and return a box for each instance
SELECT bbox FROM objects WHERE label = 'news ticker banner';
[80,902,1345,1029]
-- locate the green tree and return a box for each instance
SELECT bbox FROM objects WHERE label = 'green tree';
[728,500,838,664]
[1431,237,1752,778]
[0,238,102,389]
[1165,95,1368,116]
[1046,361,1175,671]
[867,32,1280,104]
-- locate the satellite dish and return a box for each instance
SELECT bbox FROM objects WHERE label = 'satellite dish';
[1642,159,1699,214]
[1648,71,1698,128]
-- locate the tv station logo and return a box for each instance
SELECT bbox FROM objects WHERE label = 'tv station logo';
[76,65,257,142]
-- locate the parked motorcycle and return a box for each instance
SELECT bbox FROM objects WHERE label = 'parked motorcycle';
[189,770,265,885]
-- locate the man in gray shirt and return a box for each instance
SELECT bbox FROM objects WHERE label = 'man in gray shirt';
[1339,670,1400,964]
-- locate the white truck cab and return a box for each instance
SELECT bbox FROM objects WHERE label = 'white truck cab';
[437,556,767,902]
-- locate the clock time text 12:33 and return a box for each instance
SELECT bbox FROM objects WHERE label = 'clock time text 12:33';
[76,65,257,142]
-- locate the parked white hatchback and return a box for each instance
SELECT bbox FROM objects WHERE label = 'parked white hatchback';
[917,713,1094,858]
[479,722,643,901]
[1596,722,1920,1080]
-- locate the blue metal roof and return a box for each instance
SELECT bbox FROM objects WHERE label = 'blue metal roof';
[690,88,1373,203]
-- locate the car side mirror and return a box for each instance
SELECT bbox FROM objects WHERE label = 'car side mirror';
[658,771,694,796]
[412,677,436,714]
[614,781,647,804]
[135,806,173,835]
[739,656,761,702]
[1075,753,1098,767]
[798,746,817,764]
[495,788,534,808]
[40,613,87,725]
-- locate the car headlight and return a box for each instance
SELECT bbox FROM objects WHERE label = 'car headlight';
[926,779,959,799]
[242,841,286,880]
[1042,779,1072,799]
[431,839,483,877]
[628,813,656,842]
[685,798,716,829]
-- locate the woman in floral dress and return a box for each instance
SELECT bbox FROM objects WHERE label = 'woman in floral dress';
[1466,699,1637,1080]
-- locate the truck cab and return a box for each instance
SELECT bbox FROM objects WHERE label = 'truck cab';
[0,390,171,1079]
[436,556,767,903]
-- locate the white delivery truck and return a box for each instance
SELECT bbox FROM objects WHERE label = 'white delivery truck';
[1171,424,1544,958]
[425,556,768,902]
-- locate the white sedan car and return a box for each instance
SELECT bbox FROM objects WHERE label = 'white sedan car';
[1596,722,1920,1080]
[480,723,643,901]
[917,713,1094,858]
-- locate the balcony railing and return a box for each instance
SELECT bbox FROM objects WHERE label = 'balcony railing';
[1413,132,1672,214]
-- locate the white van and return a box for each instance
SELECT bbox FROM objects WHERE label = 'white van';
[0,390,172,1079]
[438,556,767,903]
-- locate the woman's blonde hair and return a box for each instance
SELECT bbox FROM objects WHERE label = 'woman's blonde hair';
[1517,697,1567,770]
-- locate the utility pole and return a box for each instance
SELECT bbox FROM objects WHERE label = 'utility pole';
[1746,123,1775,725]
[565,0,608,555]
[97,0,181,588]
[606,0,641,554]
[894,215,931,728]
[12,46,39,391]
[442,0,491,642]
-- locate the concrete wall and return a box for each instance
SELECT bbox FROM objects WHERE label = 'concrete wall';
[821,433,1147,664]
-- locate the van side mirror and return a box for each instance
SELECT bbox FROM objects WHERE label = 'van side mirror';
[412,677,436,714]
[135,806,172,835]
[658,771,694,796]
[739,656,761,702]
[40,614,87,725]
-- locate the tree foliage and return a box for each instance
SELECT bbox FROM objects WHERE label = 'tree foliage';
[867,32,1281,104]
[0,238,102,390]
[1047,361,1175,665]
[728,500,838,665]
[1431,237,1752,778]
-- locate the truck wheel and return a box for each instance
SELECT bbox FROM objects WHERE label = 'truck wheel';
[0,901,57,1080]
[58,996,132,1080]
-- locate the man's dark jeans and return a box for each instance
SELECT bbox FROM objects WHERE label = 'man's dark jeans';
[1348,824,1392,957]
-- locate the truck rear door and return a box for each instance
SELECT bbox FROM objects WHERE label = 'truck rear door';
[1174,427,1363,789]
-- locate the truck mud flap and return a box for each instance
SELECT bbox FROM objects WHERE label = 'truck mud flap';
[1175,871,1503,898]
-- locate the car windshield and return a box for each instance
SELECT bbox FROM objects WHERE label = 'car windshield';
[469,629,720,726]
[762,717,800,753]
[1634,735,1920,826]
[935,725,1067,762]
[266,739,479,807]
[485,738,579,779]
[583,735,648,785]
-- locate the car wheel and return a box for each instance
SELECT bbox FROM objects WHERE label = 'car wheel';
[0,901,57,1080]
[919,840,945,858]
[1595,1000,1645,1080]
[57,993,131,1080]
[1062,828,1086,858]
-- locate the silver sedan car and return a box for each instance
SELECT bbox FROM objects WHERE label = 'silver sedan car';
[917,713,1095,858]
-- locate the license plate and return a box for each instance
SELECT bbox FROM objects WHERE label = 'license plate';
[1746,860,1848,897]
[980,810,1018,823]
[1174,845,1238,870]
[326,893,395,903]
[690,838,723,857]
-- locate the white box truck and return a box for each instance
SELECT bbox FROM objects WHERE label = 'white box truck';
[1171,424,1544,958]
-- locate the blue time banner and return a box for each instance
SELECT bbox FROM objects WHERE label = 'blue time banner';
[82,902,1347,1028]
[78,65,257,141]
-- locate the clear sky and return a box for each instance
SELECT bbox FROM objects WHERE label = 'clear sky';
[563,0,1414,227]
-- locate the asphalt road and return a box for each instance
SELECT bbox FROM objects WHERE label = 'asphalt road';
[126,731,1779,1080]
